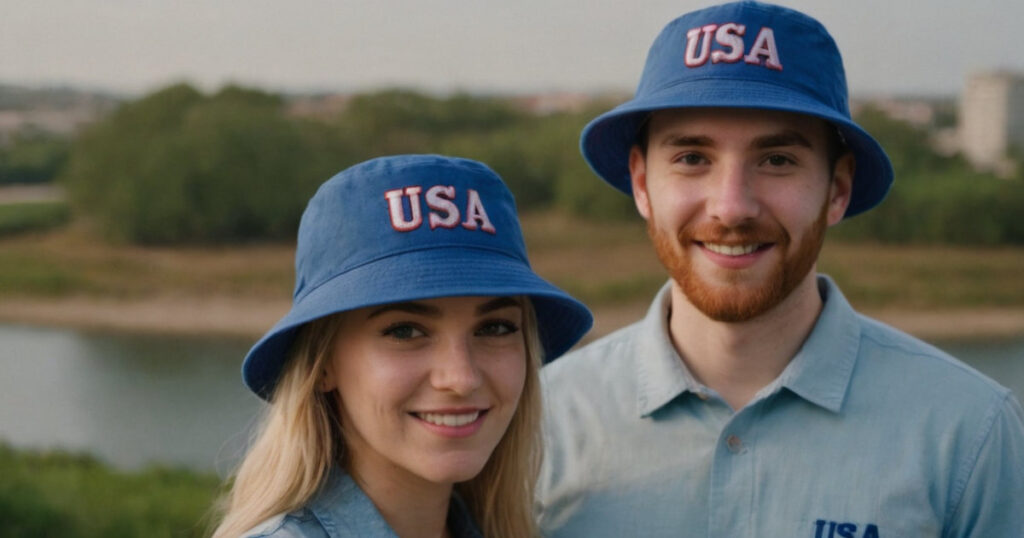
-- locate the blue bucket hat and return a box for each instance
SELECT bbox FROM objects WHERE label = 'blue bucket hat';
[242,155,593,399]
[581,0,893,218]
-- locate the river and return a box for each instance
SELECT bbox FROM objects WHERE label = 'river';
[1,323,1022,475]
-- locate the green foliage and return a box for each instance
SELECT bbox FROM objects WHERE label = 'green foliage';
[58,86,1023,245]
[832,106,1024,245]
[0,443,221,538]
[60,84,638,244]
[0,132,71,184]
[61,83,341,244]
[0,201,70,237]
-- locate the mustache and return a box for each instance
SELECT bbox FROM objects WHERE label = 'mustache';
[677,221,786,245]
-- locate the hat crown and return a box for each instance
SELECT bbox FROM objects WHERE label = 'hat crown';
[639,1,849,118]
[294,155,528,302]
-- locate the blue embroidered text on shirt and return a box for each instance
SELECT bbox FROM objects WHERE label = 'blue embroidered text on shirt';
[814,519,880,538]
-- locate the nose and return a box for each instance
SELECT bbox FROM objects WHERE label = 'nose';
[706,162,760,227]
[430,337,483,396]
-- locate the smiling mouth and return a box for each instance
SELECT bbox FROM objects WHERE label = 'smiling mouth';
[412,410,486,427]
[700,242,770,256]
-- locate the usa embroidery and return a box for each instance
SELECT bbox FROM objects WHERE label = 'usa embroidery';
[814,519,881,538]
[684,23,782,70]
[385,185,496,234]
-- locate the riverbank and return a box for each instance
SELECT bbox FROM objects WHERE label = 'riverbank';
[3,293,1023,343]
[2,213,1023,342]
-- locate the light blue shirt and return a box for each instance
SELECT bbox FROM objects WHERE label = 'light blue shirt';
[245,468,482,538]
[538,276,1024,538]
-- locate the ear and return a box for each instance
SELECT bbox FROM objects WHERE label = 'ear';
[826,153,854,226]
[629,145,652,220]
[318,360,337,393]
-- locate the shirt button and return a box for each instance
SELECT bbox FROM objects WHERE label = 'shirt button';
[696,391,709,401]
[726,435,743,453]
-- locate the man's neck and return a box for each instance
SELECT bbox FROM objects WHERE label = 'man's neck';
[667,272,824,411]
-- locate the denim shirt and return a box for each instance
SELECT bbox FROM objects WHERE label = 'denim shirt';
[538,276,1024,538]
[245,468,482,538]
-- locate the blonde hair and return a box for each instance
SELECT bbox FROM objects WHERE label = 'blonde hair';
[212,300,543,538]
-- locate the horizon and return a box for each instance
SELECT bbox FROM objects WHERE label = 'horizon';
[5,1,1024,101]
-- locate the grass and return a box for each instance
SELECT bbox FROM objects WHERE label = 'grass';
[0,222,294,299]
[0,211,1021,312]
[0,443,221,538]
[0,201,69,237]
[820,243,1024,309]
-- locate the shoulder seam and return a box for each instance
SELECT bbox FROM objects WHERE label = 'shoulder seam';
[943,391,1014,526]
[859,325,1007,396]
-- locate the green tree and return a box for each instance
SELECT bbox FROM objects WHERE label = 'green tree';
[0,131,71,184]
[831,106,1024,245]
[61,83,341,244]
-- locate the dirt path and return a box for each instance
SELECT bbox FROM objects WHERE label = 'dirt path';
[0,184,64,204]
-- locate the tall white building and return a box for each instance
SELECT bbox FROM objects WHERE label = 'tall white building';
[959,72,1024,176]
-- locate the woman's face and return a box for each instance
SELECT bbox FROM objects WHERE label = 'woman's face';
[323,295,528,488]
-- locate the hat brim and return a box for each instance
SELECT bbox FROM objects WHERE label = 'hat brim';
[242,246,593,399]
[580,78,894,218]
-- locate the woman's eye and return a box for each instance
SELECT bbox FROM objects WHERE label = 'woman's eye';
[382,323,425,340]
[476,321,519,337]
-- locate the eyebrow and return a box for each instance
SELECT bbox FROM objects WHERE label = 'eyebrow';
[476,296,523,315]
[366,297,522,319]
[658,134,714,149]
[367,302,441,319]
[751,129,814,150]
[656,130,815,151]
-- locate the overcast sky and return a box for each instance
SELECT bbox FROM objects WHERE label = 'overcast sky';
[4,0,1023,98]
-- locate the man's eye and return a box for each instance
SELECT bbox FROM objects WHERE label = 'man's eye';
[679,153,707,165]
[764,154,794,166]
[477,321,519,337]
[382,324,425,340]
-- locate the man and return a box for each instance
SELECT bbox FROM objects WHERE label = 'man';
[537,2,1024,537]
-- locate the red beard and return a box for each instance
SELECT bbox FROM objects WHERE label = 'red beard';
[648,201,828,323]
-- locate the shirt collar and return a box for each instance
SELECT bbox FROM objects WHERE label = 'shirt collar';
[634,275,861,417]
[310,470,398,537]
[770,275,861,413]
[635,281,704,417]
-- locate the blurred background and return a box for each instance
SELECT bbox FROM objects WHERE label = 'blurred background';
[2,1,1023,536]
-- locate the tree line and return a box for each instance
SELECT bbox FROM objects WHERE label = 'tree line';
[50,83,1024,245]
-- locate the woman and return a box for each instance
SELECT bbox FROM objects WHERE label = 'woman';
[213,155,592,538]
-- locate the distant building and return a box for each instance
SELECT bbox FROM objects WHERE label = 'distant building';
[0,85,119,146]
[959,72,1024,177]
[853,97,937,128]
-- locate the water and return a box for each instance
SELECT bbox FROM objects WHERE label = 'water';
[0,324,264,475]
[0,323,1022,474]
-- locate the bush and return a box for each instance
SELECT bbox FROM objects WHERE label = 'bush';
[61,84,341,244]
[0,443,221,538]
[0,132,71,185]
[831,106,1024,245]
[0,442,222,536]
[0,201,70,236]
[60,86,1022,245]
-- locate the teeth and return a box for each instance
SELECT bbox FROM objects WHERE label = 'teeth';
[704,243,759,256]
[417,412,480,427]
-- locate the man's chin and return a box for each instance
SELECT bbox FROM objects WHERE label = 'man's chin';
[677,276,787,323]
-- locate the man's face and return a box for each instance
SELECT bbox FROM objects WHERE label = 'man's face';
[629,107,853,322]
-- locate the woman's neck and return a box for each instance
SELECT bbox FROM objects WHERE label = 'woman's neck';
[349,455,453,538]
